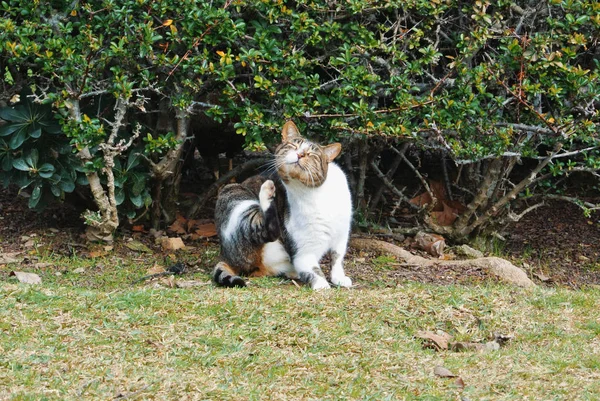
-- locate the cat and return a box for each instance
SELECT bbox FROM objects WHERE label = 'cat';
[212,120,353,290]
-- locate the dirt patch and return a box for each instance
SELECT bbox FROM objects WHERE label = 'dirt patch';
[1,186,598,288]
[504,200,600,287]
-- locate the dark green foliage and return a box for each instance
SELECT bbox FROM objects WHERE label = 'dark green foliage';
[0,97,80,209]
[0,0,598,234]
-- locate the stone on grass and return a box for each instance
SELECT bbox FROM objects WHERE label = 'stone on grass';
[161,237,185,251]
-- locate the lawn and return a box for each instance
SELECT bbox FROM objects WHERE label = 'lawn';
[1,254,600,401]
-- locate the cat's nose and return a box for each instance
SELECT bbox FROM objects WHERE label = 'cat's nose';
[297,150,306,159]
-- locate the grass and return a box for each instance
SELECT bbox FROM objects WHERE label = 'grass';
[1,253,600,400]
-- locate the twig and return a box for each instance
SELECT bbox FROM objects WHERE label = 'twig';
[303,100,433,119]
[391,146,436,208]
[369,142,409,213]
[505,202,545,222]
[369,160,419,210]
[542,195,600,211]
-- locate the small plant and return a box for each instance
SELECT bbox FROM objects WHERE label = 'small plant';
[0,96,82,209]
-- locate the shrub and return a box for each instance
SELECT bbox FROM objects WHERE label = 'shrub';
[1,0,598,240]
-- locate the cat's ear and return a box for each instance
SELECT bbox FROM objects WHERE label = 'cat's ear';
[282,120,301,142]
[323,143,342,162]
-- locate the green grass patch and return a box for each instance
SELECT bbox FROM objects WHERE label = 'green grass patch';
[1,257,600,400]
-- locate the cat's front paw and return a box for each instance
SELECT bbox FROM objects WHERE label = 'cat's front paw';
[259,180,276,211]
[311,275,331,290]
[331,274,352,288]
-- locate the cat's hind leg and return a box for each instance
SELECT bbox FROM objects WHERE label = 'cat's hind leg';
[212,261,246,288]
[259,240,297,279]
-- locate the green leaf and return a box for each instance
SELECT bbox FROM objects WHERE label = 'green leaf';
[29,125,42,139]
[28,185,42,208]
[12,158,30,171]
[9,128,28,149]
[131,172,146,196]
[130,193,143,208]
[38,163,55,178]
[25,149,38,167]
[127,150,141,170]
[0,106,24,122]
[115,188,125,205]
[0,124,21,137]
[50,184,62,197]
[1,155,13,171]
[76,175,89,186]
[59,179,75,193]
[44,125,63,134]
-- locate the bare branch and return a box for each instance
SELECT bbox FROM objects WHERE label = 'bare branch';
[369,160,419,210]
[391,145,436,208]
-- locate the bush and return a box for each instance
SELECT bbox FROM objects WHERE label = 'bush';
[1,0,598,240]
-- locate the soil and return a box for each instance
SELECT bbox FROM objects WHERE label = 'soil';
[1,187,599,288]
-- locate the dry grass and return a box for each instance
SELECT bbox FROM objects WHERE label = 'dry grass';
[1,259,600,401]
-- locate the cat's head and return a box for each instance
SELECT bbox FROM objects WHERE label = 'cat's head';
[274,121,341,187]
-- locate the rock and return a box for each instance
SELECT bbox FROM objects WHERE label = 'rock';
[455,244,484,259]
[161,237,185,251]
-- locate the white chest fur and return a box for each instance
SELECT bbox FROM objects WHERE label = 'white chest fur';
[283,163,352,256]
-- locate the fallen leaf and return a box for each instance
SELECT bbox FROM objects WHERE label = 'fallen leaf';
[194,223,217,238]
[410,191,434,208]
[125,240,152,253]
[146,264,166,275]
[455,377,466,389]
[434,366,457,378]
[159,275,176,288]
[168,215,188,234]
[168,220,187,235]
[175,280,212,288]
[534,272,550,282]
[10,271,42,284]
[88,250,108,258]
[73,267,85,274]
[416,330,453,350]
[431,201,460,226]
[132,225,145,232]
[0,252,23,264]
[414,232,446,258]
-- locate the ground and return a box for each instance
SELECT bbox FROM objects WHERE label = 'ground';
[1,187,599,288]
[1,189,600,400]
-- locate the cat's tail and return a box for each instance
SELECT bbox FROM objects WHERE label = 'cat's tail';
[212,261,246,288]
